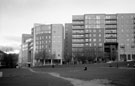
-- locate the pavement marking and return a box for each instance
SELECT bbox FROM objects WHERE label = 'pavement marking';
[26,68,115,86]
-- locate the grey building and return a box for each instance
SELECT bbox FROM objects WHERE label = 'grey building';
[64,23,72,63]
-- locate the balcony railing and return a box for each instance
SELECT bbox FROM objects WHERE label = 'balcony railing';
[72,26,84,29]
[72,15,84,21]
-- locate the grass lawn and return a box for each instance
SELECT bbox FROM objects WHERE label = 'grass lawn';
[33,63,135,86]
[0,68,72,86]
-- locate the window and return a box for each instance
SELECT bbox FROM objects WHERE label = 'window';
[93,34,96,37]
[93,39,96,42]
[99,43,102,46]
[93,30,96,33]
[89,39,92,42]
[94,43,96,46]
[96,16,100,19]
[89,34,91,37]
[85,43,89,46]
[89,43,91,46]
[99,39,101,42]
[99,29,101,32]
[85,39,89,42]
[99,34,101,37]
[85,34,89,37]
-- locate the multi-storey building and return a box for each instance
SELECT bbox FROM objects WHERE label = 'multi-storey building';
[72,14,105,62]
[20,34,32,66]
[117,13,135,61]
[104,14,118,61]
[72,13,135,62]
[32,23,64,66]
[84,14,105,61]
[64,23,72,62]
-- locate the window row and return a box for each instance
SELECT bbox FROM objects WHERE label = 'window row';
[85,25,104,28]
[85,20,104,24]
[85,34,102,37]
[72,26,84,29]
[72,30,84,33]
[72,35,84,38]
[36,36,51,40]
[85,15,103,19]
[36,40,51,45]
[85,29,102,33]
[105,34,117,38]
[105,39,117,42]
[72,39,84,42]
[105,30,117,33]
[72,21,84,24]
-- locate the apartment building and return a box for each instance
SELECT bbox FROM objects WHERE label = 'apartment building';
[117,13,135,61]
[21,34,32,66]
[104,14,118,61]
[32,23,64,66]
[72,13,135,62]
[64,23,72,62]
[72,14,104,62]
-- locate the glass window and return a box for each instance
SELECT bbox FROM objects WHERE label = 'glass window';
[93,34,96,37]
[99,43,102,46]
[89,39,91,42]
[99,39,101,42]
[93,39,96,42]
[94,43,96,46]
[85,43,89,46]
[89,34,91,37]
[89,43,91,46]
[99,34,101,37]
[93,30,96,32]
[85,39,89,42]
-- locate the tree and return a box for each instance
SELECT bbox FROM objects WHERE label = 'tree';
[35,49,50,65]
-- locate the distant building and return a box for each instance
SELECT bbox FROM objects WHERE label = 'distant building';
[32,23,64,66]
[117,13,135,61]
[72,14,104,62]
[20,34,32,66]
[104,14,118,61]
[64,23,72,63]
[72,13,135,62]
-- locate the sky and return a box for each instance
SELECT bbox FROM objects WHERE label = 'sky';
[0,0,135,53]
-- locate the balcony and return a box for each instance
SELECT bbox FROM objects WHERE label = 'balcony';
[72,15,84,21]
[105,39,117,43]
[105,21,117,25]
[105,30,117,34]
[72,26,84,29]
[72,21,84,25]
[105,25,117,28]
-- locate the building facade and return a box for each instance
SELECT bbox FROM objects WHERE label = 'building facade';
[117,13,135,61]
[20,34,32,66]
[72,14,105,62]
[32,23,64,66]
[72,13,135,62]
[64,23,72,63]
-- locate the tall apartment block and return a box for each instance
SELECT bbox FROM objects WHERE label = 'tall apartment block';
[72,13,135,62]
[64,23,72,62]
[104,14,118,61]
[117,14,135,61]
[32,23,64,66]
[72,14,104,62]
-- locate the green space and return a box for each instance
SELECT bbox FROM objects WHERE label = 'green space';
[0,62,135,86]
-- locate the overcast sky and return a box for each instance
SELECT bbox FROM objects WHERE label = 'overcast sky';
[0,0,135,51]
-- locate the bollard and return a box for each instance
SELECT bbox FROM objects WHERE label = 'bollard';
[0,72,3,77]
